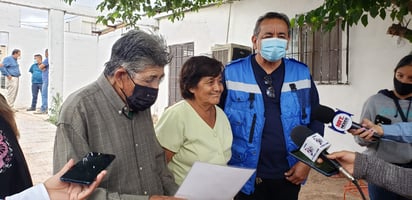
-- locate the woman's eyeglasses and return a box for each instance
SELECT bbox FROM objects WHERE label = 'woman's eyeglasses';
[264,75,275,98]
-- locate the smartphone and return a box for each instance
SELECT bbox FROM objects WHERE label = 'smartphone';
[60,152,115,185]
[374,114,392,125]
[290,150,339,177]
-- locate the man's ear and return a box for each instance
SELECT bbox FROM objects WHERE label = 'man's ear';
[286,36,290,51]
[251,35,257,50]
[113,68,128,89]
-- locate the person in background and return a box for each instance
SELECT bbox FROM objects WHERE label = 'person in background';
[53,30,184,200]
[35,49,49,114]
[219,12,324,200]
[156,56,232,185]
[354,54,412,200]
[325,151,412,199]
[0,93,105,200]
[26,54,43,112]
[0,49,21,111]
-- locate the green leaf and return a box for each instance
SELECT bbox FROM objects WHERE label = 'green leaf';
[297,15,305,26]
[370,6,379,18]
[290,18,297,27]
[361,14,368,26]
[379,7,386,19]
[390,10,397,20]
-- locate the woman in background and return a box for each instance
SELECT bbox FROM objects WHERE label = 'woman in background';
[354,54,412,200]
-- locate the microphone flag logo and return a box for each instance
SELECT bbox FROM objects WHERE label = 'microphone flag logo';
[330,110,354,133]
[300,133,331,162]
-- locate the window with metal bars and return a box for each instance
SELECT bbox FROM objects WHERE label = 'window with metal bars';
[0,42,7,89]
[168,42,194,106]
[287,20,347,84]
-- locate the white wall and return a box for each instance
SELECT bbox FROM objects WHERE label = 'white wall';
[63,32,99,95]
[0,3,48,107]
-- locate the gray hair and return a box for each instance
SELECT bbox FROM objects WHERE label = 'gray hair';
[104,30,171,77]
[253,12,291,37]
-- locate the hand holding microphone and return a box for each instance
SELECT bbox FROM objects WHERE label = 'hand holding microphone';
[290,126,369,200]
[323,151,356,177]
[290,126,355,182]
[311,104,381,140]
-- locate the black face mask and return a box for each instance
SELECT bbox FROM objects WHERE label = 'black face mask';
[394,77,412,96]
[124,73,159,111]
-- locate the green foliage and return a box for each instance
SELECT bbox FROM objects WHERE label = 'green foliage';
[47,92,63,125]
[63,0,223,26]
[63,0,412,42]
[292,0,412,42]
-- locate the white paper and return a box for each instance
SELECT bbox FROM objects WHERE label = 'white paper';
[174,162,255,200]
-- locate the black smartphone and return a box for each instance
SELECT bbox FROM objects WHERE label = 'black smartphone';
[60,152,115,185]
[374,114,392,125]
[290,150,339,176]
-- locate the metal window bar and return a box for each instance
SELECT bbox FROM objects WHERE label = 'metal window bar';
[288,20,343,84]
[168,42,194,106]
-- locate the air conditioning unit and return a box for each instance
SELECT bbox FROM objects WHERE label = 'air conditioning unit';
[211,43,252,66]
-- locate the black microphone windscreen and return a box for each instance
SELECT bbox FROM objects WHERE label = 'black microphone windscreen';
[311,104,335,123]
[291,125,315,147]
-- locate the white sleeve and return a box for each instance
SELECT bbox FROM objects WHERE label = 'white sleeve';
[5,184,50,200]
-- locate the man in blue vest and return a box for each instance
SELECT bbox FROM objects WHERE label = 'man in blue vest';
[220,12,324,200]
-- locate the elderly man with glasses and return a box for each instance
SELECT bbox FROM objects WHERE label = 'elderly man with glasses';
[53,30,185,200]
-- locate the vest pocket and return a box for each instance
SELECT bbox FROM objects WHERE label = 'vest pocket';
[226,108,262,165]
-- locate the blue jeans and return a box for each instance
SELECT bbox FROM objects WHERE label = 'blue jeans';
[41,81,48,112]
[31,83,42,109]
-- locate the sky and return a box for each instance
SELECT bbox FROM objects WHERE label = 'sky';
[19,0,102,29]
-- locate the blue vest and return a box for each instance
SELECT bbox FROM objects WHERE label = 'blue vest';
[224,55,312,194]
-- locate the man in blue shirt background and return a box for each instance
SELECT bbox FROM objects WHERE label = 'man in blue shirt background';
[27,54,43,111]
[0,49,21,111]
[35,49,48,114]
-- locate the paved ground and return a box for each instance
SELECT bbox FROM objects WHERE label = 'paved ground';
[16,109,55,185]
[15,108,366,199]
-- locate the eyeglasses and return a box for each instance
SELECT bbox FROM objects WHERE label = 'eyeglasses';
[127,71,163,88]
[264,75,275,98]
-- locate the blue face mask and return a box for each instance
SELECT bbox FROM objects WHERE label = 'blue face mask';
[260,38,287,62]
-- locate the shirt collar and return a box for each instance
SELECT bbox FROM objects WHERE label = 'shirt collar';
[96,74,128,115]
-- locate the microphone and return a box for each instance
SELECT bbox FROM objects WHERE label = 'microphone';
[291,125,355,182]
[311,104,381,139]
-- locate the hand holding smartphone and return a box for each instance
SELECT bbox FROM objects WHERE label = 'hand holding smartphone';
[60,152,115,185]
